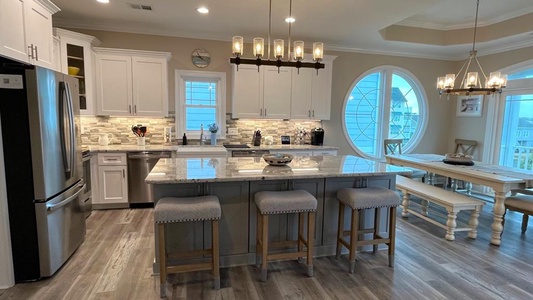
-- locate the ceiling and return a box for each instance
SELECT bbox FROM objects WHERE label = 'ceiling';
[51,0,533,60]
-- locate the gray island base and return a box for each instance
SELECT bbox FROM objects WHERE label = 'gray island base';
[146,155,411,272]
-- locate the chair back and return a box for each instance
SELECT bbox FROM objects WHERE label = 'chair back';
[454,139,477,155]
[384,139,404,155]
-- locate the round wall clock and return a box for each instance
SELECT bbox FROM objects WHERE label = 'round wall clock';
[191,48,211,68]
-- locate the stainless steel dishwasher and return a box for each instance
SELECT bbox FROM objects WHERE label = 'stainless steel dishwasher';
[127,151,171,206]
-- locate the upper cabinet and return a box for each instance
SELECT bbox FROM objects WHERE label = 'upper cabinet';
[232,55,335,120]
[94,48,171,117]
[54,28,101,115]
[0,0,59,68]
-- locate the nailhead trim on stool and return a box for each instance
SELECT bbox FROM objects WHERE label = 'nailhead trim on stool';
[155,196,221,298]
[255,190,317,282]
[336,187,400,273]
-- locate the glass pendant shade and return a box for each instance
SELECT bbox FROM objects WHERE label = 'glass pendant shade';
[313,42,323,61]
[294,41,304,60]
[444,74,455,89]
[232,36,243,56]
[253,38,264,58]
[464,72,478,88]
[274,39,284,59]
[437,77,446,90]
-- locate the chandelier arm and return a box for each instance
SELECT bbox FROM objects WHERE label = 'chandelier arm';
[268,0,272,60]
[288,0,292,60]
[473,55,488,81]
[460,56,474,88]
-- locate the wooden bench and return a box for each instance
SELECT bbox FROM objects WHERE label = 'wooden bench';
[395,175,486,241]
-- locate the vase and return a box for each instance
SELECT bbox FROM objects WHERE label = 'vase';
[210,133,217,145]
[137,136,146,146]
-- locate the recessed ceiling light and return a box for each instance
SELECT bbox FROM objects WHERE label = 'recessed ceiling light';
[197,7,209,14]
[285,17,295,23]
[97,0,109,3]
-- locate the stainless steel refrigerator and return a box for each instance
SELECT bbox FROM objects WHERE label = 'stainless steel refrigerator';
[0,58,86,282]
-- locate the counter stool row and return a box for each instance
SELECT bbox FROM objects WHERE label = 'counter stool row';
[154,186,400,297]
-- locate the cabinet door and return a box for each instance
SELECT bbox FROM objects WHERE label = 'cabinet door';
[311,61,332,120]
[0,0,28,63]
[95,54,132,116]
[97,165,128,204]
[263,66,291,119]
[232,64,262,118]
[132,56,168,116]
[24,0,54,68]
[290,68,313,119]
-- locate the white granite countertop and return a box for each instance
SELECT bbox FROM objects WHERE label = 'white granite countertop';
[86,144,338,152]
[146,155,411,184]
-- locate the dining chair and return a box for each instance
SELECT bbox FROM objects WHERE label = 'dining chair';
[503,194,533,234]
[449,139,478,193]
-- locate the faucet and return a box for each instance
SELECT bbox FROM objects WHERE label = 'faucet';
[200,124,205,145]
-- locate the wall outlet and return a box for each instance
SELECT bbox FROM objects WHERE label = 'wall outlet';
[227,127,238,135]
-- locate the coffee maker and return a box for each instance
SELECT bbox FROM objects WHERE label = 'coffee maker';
[311,127,325,145]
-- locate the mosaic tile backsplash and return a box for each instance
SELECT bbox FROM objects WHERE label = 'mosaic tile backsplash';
[80,115,322,145]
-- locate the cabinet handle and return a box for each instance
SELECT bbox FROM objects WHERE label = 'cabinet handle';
[260,108,262,116]
[129,105,132,114]
[264,108,267,116]
[134,105,137,114]
[34,46,38,61]
[27,44,34,59]
[106,158,118,161]
[122,169,125,178]
[308,110,311,117]
[312,110,315,118]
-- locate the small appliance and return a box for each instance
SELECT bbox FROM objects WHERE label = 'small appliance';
[311,127,325,145]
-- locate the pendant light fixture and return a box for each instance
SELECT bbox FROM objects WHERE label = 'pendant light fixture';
[230,0,325,74]
[436,0,507,96]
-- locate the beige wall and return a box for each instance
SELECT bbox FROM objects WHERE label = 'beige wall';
[67,28,533,156]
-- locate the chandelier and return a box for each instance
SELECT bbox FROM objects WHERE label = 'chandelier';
[230,0,325,74]
[437,0,507,96]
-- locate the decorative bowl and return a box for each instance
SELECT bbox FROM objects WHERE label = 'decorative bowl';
[68,67,80,76]
[262,153,294,166]
[445,153,473,162]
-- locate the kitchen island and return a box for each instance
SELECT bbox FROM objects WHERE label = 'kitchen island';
[146,155,410,270]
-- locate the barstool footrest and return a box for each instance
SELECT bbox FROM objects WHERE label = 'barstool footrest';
[268,251,308,261]
[167,262,213,274]
[167,249,213,260]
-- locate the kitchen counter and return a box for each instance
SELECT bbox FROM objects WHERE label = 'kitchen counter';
[85,144,338,153]
[146,155,409,183]
[147,155,409,271]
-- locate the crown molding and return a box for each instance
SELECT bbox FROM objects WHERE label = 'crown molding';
[54,28,101,46]
[36,0,60,14]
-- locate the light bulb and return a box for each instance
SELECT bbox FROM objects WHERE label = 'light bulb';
[294,41,304,60]
[274,39,284,59]
[232,36,243,56]
[313,42,323,61]
[253,37,264,58]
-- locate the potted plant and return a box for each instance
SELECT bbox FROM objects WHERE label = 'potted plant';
[208,123,219,145]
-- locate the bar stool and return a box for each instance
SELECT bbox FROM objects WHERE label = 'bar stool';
[336,187,400,273]
[255,190,317,282]
[155,196,221,298]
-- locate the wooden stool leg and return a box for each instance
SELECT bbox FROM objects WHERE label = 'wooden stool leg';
[256,208,262,268]
[388,207,397,267]
[349,208,359,273]
[158,223,167,298]
[336,202,345,259]
[261,214,269,282]
[373,207,381,254]
[212,220,220,290]
[298,212,305,263]
[522,214,529,234]
[307,212,315,277]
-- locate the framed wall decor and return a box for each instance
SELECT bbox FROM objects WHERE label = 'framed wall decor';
[456,95,484,117]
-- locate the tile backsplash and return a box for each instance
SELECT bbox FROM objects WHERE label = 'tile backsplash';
[80,115,322,145]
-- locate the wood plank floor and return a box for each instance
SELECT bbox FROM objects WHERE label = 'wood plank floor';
[1,200,533,300]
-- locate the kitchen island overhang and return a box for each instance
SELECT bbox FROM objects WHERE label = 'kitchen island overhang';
[147,155,411,272]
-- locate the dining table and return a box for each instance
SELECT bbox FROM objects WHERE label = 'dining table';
[386,154,533,246]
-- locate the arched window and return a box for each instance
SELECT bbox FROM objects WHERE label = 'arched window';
[342,66,428,159]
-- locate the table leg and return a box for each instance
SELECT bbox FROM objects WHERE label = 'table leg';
[491,192,507,246]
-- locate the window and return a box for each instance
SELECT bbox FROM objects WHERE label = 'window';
[176,70,226,139]
[342,66,427,159]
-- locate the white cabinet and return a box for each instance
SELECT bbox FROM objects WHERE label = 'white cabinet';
[94,48,171,116]
[290,56,335,120]
[232,65,291,119]
[54,28,101,115]
[94,153,128,208]
[0,0,59,68]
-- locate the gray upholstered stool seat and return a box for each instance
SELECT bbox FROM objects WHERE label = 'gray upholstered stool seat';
[155,196,221,298]
[155,196,221,223]
[254,190,317,282]
[335,187,400,273]
[255,190,317,214]
[504,194,533,234]
[337,187,400,209]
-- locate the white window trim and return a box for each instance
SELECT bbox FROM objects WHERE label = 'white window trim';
[175,70,226,139]
[341,65,428,160]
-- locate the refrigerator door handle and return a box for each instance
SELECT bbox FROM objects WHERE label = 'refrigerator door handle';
[46,183,85,211]
[58,82,71,176]
[65,82,76,179]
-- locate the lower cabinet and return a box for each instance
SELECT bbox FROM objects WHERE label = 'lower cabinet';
[93,153,128,209]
